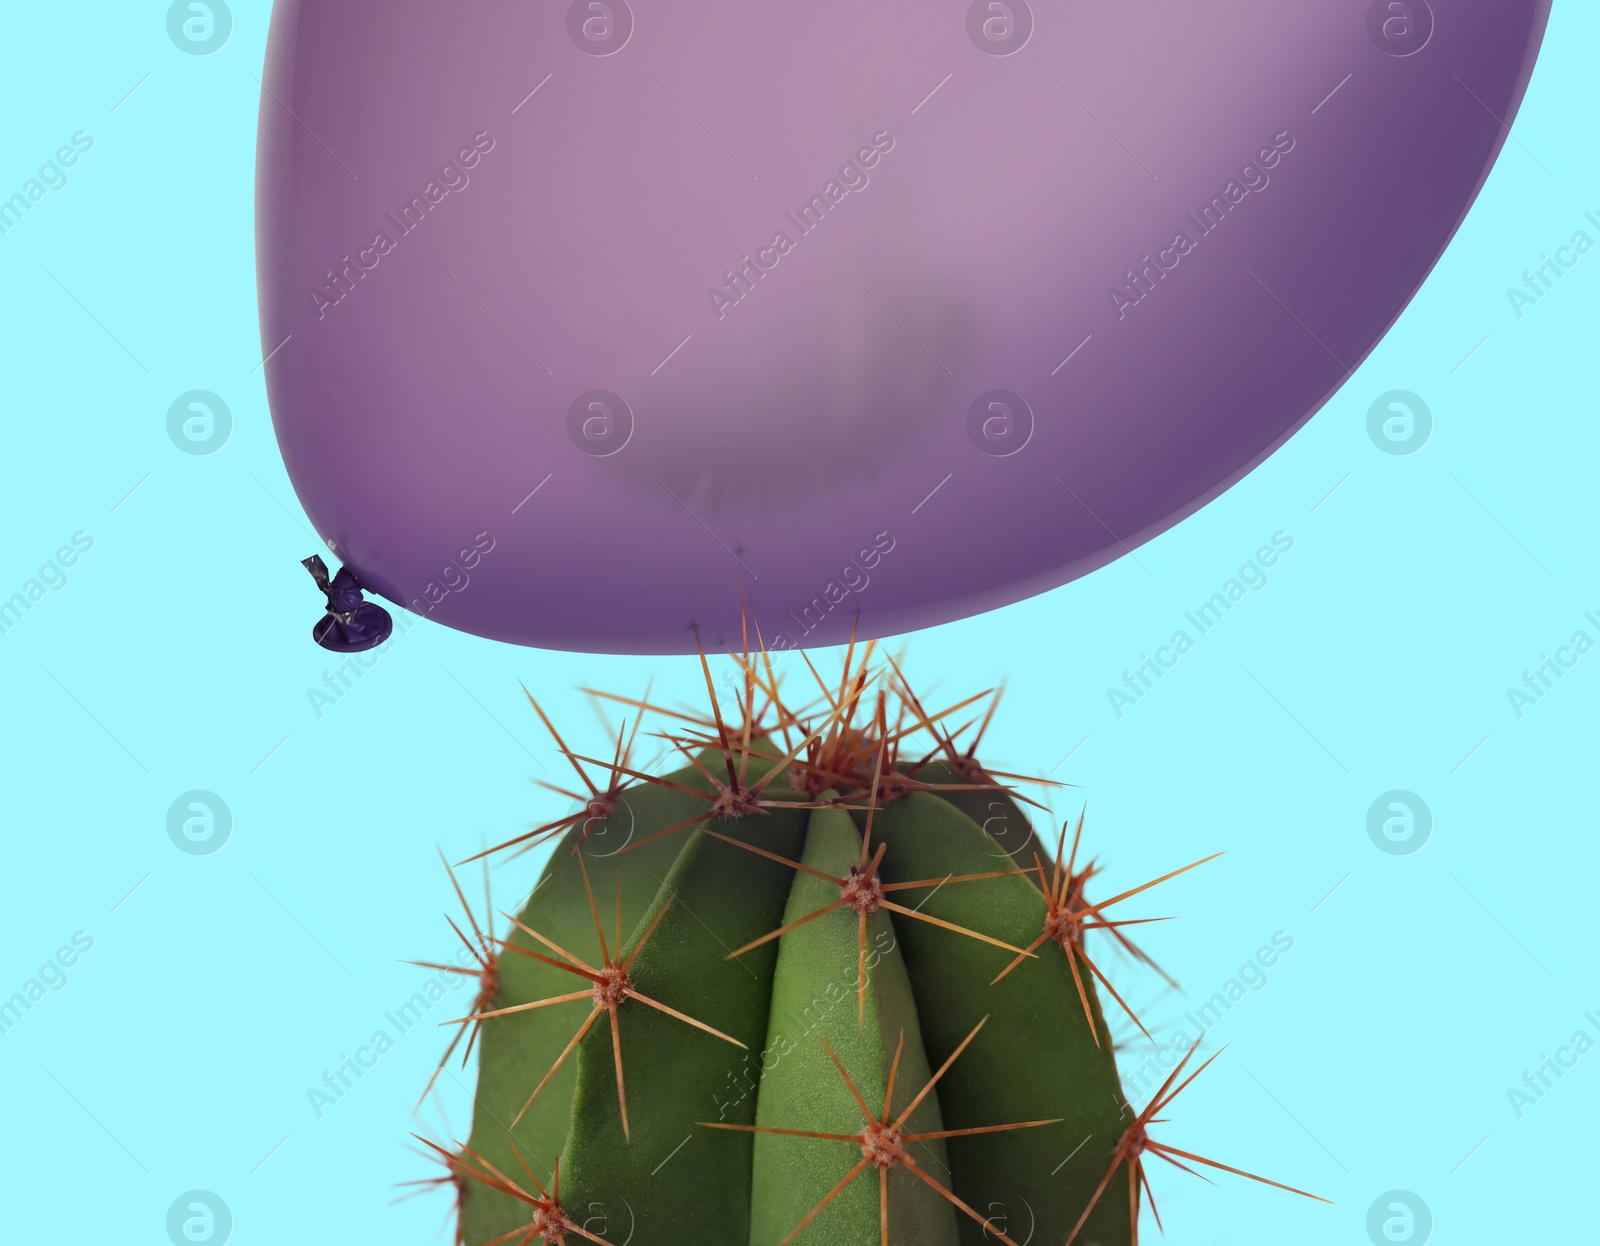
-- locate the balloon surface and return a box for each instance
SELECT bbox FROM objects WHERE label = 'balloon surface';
[257,0,1548,654]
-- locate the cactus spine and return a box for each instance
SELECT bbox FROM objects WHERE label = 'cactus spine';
[413,645,1322,1244]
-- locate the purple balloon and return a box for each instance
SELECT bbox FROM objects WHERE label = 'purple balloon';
[257,0,1549,654]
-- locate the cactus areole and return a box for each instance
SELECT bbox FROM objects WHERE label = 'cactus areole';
[415,646,1324,1243]
[257,1,1548,653]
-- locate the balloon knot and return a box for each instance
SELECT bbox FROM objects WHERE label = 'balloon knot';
[303,555,393,653]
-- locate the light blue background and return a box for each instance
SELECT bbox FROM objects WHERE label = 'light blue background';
[1,4,1595,1243]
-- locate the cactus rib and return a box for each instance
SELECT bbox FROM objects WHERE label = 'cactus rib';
[427,641,1328,1246]
[489,852,745,1135]
[708,1017,1061,1246]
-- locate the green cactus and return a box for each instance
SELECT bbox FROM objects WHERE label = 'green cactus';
[415,647,1324,1244]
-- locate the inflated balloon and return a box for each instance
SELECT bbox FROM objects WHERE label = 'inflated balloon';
[257,1,1549,654]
